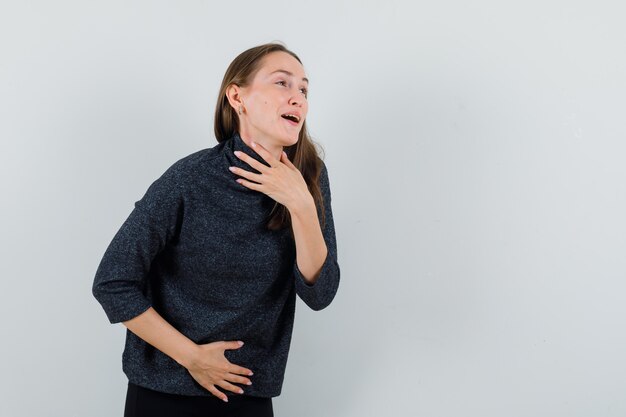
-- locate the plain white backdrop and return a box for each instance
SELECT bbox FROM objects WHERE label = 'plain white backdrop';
[1,1,625,416]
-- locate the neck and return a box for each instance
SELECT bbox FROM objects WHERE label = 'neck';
[238,128,283,161]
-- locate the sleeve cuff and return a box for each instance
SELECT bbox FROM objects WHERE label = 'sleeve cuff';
[93,287,153,324]
[293,250,340,311]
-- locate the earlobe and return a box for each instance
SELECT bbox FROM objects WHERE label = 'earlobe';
[226,84,242,112]
[227,84,247,115]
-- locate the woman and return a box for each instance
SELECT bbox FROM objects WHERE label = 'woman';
[92,42,340,417]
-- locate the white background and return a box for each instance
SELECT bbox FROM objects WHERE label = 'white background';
[1,1,625,416]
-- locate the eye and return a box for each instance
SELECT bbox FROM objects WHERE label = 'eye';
[276,80,308,97]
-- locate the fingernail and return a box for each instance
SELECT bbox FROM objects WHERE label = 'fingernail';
[239,389,244,394]
[234,150,241,157]
[228,166,235,171]
[249,371,254,376]
[239,341,244,346]
[223,397,228,402]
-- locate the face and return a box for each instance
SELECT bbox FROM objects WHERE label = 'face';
[229,51,309,146]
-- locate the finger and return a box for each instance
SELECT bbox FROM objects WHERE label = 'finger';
[225,372,253,386]
[234,150,272,172]
[249,141,278,165]
[236,178,262,191]
[229,165,263,183]
[229,364,254,377]
[207,385,229,403]
[217,379,245,395]
[280,151,295,168]
[222,340,245,350]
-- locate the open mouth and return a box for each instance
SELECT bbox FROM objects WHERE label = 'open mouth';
[281,113,300,126]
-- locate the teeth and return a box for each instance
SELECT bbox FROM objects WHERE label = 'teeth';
[282,114,300,122]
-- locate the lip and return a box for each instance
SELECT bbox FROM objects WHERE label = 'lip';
[282,116,300,127]
[280,111,302,122]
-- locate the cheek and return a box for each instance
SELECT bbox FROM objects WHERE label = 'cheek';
[248,90,281,123]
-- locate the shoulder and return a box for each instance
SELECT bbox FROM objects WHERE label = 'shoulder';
[137,147,218,204]
[134,144,227,214]
[158,145,222,186]
[316,158,336,203]
[166,146,219,174]
[318,158,332,188]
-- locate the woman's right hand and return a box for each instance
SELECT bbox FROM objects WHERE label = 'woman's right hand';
[184,340,254,402]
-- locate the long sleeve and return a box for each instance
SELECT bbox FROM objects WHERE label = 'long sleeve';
[92,165,185,324]
[293,161,341,311]
[91,133,341,397]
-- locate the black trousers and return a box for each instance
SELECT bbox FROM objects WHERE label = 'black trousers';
[124,382,274,417]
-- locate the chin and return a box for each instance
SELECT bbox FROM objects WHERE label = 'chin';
[280,132,300,146]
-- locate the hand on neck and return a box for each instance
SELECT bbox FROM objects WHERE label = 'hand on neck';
[238,129,284,161]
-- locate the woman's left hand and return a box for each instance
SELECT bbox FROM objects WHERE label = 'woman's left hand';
[229,141,313,212]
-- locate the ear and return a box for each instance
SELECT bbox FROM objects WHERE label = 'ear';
[225,84,246,113]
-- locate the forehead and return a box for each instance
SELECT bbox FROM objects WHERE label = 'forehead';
[258,52,308,82]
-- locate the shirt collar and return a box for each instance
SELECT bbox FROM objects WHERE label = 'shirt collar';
[229,131,272,170]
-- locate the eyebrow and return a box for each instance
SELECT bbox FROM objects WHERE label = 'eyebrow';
[269,69,309,85]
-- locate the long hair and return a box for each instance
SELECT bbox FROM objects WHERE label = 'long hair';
[214,42,326,232]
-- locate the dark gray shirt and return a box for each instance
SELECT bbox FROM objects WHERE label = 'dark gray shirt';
[92,131,340,397]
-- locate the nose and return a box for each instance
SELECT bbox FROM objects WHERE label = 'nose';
[289,94,302,107]
[288,86,304,106]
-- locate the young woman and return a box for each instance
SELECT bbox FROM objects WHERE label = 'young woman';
[92,42,341,417]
